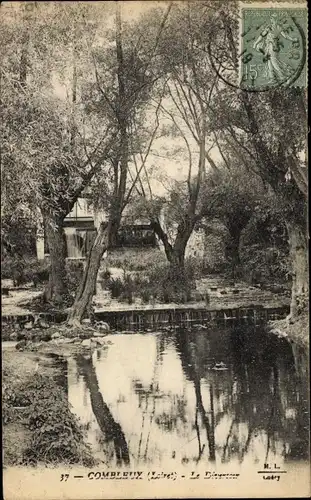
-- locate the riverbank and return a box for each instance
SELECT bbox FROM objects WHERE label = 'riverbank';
[2,348,96,467]
[2,275,290,319]
[269,311,309,349]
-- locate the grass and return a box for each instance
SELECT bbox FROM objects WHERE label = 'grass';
[104,247,167,271]
[2,349,95,467]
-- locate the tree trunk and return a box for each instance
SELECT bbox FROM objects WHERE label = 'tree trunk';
[172,240,187,267]
[76,354,130,465]
[167,244,187,280]
[108,214,121,248]
[151,218,194,302]
[225,229,242,279]
[286,221,308,320]
[43,215,68,304]
[67,222,110,327]
[169,221,194,275]
[150,219,174,262]
[151,218,193,271]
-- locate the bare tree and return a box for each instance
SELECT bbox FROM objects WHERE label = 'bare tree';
[67,3,172,325]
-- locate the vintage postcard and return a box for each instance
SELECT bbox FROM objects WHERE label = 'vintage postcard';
[1,0,309,499]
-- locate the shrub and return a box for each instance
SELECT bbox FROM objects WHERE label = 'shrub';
[135,262,194,304]
[23,375,94,466]
[1,256,25,284]
[1,256,50,287]
[240,245,290,285]
[101,254,196,304]
[240,207,290,285]
[3,373,95,466]
[105,248,167,272]
[120,274,134,304]
[106,277,125,299]
[99,268,112,291]
[141,288,151,303]
[105,275,134,304]
[184,256,203,279]
[100,268,112,281]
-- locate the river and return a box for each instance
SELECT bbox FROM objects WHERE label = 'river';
[60,324,309,470]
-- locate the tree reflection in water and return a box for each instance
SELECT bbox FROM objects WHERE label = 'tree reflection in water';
[76,354,130,466]
[68,327,309,468]
[227,325,309,464]
[175,330,216,462]
[177,324,309,465]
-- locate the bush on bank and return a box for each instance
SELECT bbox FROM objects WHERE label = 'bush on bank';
[102,258,199,304]
[1,256,50,287]
[3,369,95,467]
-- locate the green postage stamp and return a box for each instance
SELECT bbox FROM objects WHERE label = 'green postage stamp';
[240,6,307,89]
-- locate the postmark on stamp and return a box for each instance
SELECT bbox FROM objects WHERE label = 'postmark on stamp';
[240,6,307,90]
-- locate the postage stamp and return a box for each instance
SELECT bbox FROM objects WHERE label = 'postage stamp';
[240,6,307,90]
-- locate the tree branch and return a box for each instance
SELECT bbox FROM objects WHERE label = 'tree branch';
[122,96,162,209]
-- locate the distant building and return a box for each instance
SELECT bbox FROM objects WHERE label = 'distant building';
[37,195,158,260]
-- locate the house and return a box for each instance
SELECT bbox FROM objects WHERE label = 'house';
[36,195,158,260]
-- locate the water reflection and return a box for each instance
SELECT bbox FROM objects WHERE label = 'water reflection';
[66,327,309,468]
[75,354,130,466]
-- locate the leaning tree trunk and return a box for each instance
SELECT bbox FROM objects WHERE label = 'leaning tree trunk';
[43,214,69,304]
[67,222,110,327]
[76,354,130,465]
[286,221,308,321]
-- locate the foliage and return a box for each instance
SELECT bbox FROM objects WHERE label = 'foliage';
[1,212,37,258]
[122,1,225,268]
[241,245,290,286]
[240,200,290,285]
[158,268,193,304]
[207,12,307,220]
[104,258,197,304]
[3,372,95,466]
[106,277,126,300]
[1,256,50,287]
[2,382,26,426]
[103,248,167,272]
[0,256,84,295]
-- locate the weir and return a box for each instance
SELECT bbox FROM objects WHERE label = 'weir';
[94,305,290,331]
[1,305,290,331]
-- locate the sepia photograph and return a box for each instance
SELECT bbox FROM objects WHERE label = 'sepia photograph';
[1,1,309,498]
